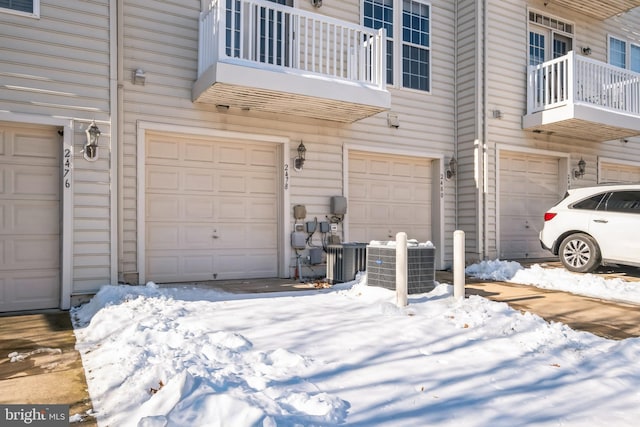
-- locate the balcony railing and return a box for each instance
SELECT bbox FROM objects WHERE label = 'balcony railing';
[524,51,640,141]
[527,51,640,116]
[198,0,386,89]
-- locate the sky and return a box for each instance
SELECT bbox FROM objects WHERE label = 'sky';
[69,260,640,427]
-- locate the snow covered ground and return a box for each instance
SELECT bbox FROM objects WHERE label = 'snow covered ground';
[71,261,640,426]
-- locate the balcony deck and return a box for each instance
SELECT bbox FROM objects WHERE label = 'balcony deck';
[549,0,640,20]
[193,0,390,123]
[523,51,640,142]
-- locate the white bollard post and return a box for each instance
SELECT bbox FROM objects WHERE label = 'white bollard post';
[396,232,408,307]
[453,230,465,300]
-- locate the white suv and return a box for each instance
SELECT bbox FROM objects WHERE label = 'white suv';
[539,184,640,273]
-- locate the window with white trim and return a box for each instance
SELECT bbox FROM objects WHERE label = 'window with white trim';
[527,10,573,66]
[608,36,640,73]
[363,0,431,92]
[0,0,39,17]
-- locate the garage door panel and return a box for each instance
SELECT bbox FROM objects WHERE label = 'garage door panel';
[349,151,431,243]
[500,152,559,259]
[183,256,214,274]
[12,238,59,268]
[148,139,180,160]
[12,133,59,160]
[12,167,58,197]
[219,146,248,164]
[184,198,214,220]
[250,175,277,194]
[147,168,179,191]
[146,135,278,282]
[369,159,390,175]
[601,162,640,183]
[216,251,277,278]
[184,142,215,162]
[1,124,60,312]
[249,200,277,220]
[184,225,215,247]
[147,196,180,219]
[219,174,247,192]
[147,256,180,278]
[147,224,180,248]
[251,148,277,166]
[370,183,391,199]
[184,172,215,192]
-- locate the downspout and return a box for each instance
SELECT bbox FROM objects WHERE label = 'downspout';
[110,0,119,284]
[474,0,485,260]
[482,0,489,259]
[116,0,125,281]
[453,0,458,230]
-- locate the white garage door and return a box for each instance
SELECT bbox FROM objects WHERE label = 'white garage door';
[0,123,60,312]
[145,133,279,283]
[500,151,561,259]
[348,151,431,243]
[600,162,640,183]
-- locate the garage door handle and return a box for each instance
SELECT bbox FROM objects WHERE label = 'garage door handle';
[593,219,608,223]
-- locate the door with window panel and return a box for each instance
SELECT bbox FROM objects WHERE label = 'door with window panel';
[528,12,573,104]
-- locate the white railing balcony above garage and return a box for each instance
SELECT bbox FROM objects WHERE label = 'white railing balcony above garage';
[523,51,640,142]
[192,0,390,123]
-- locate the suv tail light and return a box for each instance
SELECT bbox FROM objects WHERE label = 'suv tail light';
[544,212,557,221]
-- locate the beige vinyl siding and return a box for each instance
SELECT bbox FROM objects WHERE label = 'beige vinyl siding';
[0,0,114,298]
[121,0,458,275]
[0,1,110,116]
[73,124,113,292]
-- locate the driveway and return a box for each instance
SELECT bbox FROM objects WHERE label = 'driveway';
[0,262,639,426]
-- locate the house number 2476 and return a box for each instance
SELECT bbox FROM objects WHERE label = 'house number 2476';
[63,148,72,189]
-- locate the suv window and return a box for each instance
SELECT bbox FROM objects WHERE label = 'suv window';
[572,193,607,210]
[603,191,640,213]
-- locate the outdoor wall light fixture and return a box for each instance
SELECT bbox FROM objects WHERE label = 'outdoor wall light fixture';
[573,158,586,179]
[133,68,146,85]
[445,157,457,180]
[84,120,101,161]
[310,0,322,7]
[582,47,592,56]
[294,142,306,171]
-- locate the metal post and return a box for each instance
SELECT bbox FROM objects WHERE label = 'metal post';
[453,230,465,300]
[396,232,408,307]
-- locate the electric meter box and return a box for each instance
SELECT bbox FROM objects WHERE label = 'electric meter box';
[330,196,347,215]
[291,231,306,249]
[319,221,330,233]
[293,204,306,220]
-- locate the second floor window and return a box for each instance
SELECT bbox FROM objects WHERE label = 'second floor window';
[363,0,431,92]
[0,0,37,16]
[608,36,640,73]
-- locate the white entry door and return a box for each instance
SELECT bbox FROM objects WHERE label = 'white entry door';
[0,123,60,312]
[348,151,432,243]
[145,133,279,282]
[500,151,561,259]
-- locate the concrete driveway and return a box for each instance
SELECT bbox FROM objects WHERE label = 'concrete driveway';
[1,262,639,426]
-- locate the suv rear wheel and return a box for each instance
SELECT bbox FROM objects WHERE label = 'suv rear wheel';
[559,233,601,273]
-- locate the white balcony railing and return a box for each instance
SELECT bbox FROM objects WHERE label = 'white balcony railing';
[527,51,640,116]
[198,0,387,89]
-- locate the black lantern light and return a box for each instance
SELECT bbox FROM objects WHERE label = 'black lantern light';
[573,158,586,179]
[294,142,306,171]
[84,120,101,161]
